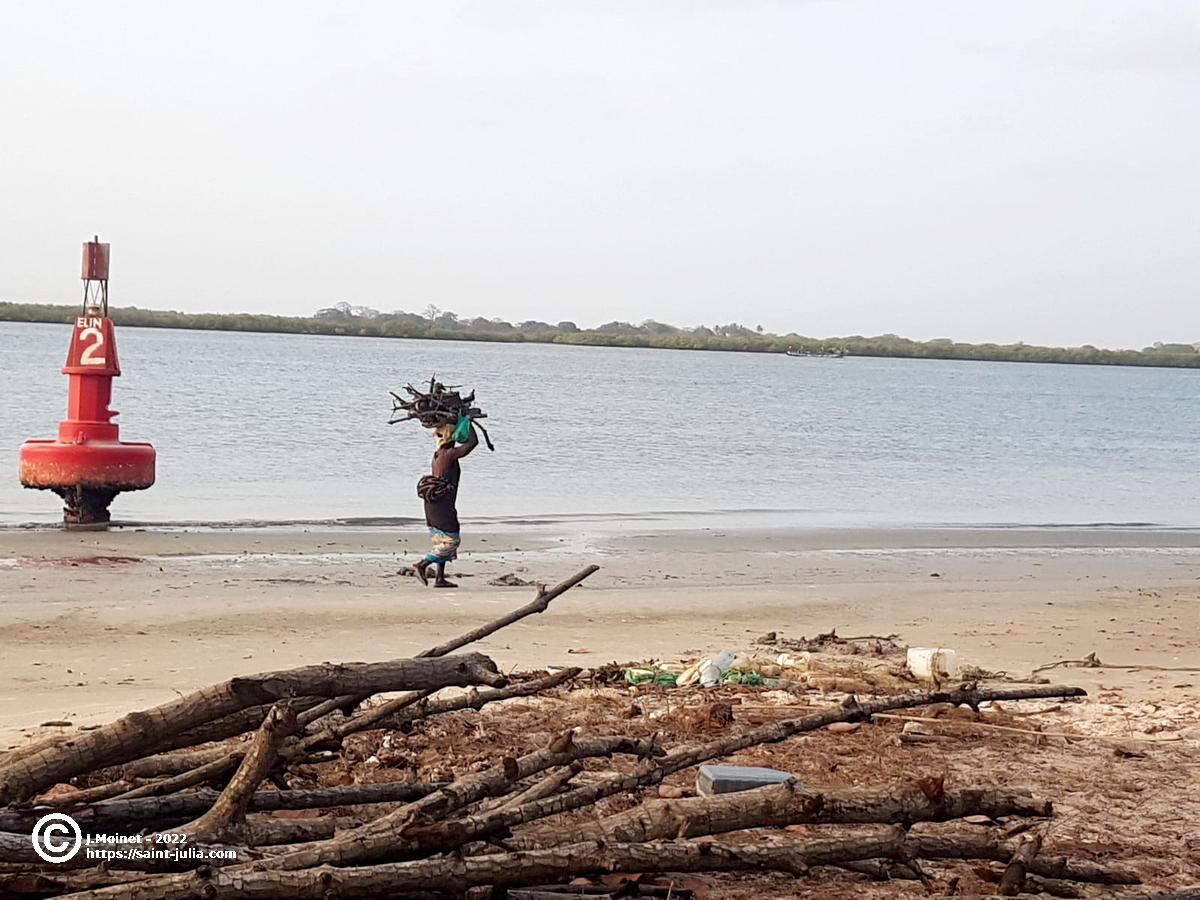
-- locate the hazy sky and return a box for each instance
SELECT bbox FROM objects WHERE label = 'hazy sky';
[2,1,1197,347]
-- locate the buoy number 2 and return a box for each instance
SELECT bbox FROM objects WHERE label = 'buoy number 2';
[78,327,107,366]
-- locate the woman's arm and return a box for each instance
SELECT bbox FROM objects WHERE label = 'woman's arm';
[445,422,479,460]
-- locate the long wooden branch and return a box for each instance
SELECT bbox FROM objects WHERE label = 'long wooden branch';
[486,763,583,816]
[906,832,1138,884]
[300,669,581,755]
[35,780,139,807]
[167,699,325,749]
[53,832,900,899]
[56,829,1138,900]
[108,753,244,801]
[422,566,599,658]
[0,868,140,897]
[832,859,923,882]
[175,703,299,843]
[302,566,598,741]
[238,815,364,847]
[0,782,444,835]
[0,653,501,806]
[257,733,664,871]
[507,780,1052,849]
[115,745,236,781]
[0,830,40,864]
[371,668,581,732]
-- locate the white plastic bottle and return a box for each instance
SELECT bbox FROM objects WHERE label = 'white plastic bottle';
[906,647,959,681]
[700,649,737,687]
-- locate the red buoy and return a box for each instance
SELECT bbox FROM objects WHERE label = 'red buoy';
[18,238,156,525]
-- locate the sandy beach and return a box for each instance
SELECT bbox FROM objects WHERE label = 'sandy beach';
[2,523,1198,747]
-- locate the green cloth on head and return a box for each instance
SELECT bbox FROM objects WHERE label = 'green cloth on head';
[452,415,472,444]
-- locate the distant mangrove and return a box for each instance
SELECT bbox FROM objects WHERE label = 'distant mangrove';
[2,299,1198,368]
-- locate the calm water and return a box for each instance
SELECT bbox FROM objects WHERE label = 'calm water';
[1,321,1197,528]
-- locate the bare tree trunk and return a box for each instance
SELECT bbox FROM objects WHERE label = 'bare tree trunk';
[508,781,1051,848]
[35,779,138,807]
[832,859,922,881]
[0,782,443,836]
[238,815,362,847]
[0,867,139,896]
[52,832,905,899]
[56,829,1141,900]
[109,753,244,801]
[117,745,243,780]
[906,832,1138,884]
[176,704,299,843]
[0,653,501,805]
[0,831,39,864]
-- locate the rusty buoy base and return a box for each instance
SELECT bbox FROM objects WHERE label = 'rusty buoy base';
[54,486,119,527]
[19,439,156,526]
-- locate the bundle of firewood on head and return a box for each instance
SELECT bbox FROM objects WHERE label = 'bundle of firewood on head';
[389,376,495,450]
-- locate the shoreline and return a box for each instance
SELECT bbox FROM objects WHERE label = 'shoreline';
[4,516,1200,537]
[1,521,1198,745]
[2,522,1200,560]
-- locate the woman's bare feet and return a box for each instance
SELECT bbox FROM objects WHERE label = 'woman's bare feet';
[413,561,430,586]
[431,563,457,588]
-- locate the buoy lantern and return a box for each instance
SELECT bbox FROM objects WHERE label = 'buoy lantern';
[18,237,156,525]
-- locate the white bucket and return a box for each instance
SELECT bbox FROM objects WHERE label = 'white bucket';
[907,647,959,681]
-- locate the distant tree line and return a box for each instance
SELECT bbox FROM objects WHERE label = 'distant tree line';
[2,299,1198,368]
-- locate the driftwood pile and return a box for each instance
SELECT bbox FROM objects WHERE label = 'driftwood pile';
[0,567,1147,899]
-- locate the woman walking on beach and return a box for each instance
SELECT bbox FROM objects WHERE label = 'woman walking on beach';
[414,418,478,588]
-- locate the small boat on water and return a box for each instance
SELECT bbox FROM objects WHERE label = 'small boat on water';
[785,347,846,358]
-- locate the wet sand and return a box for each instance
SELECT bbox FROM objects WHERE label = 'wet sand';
[1,524,1198,746]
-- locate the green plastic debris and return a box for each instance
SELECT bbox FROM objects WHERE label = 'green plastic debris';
[623,667,679,687]
[720,670,763,685]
